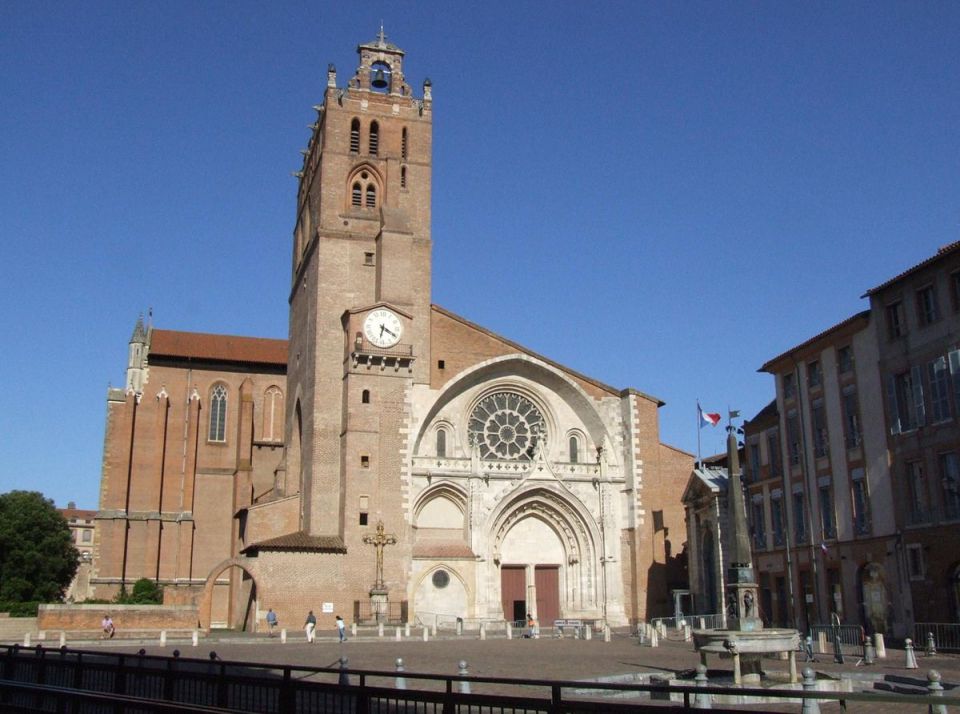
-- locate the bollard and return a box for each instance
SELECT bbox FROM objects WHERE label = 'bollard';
[817,631,828,654]
[506,621,512,640]
[926,632,937,656]
[927,669,947,714]
[59,632,66,648]
[604,625,611,643]
[422,627,429,642]
[801,667,820,714]
[351,622,358,637]
[160,631,167,647]
[456,619,463,636]
[905,638,919,669]
[650,628,659,648]
[395,658,407,690]
[281,628,287,644]
[38,631,46,641]
[479,623,486,640]
[458,660,470,694]
[699,617,706,630]
[378,622,384,638]
[863,636,875,665]
[585,624,592,641]
[338,656,349,686]
[432,623,437,637]
[684,624,692,642]
[693,664,712,709]
[23,633,30,647]
[875,632,886,659]
[405,623,411,637]
[395,627,402,642]
[192,630,199,647]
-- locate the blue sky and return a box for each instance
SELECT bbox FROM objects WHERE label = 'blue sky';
[1,2,958,509]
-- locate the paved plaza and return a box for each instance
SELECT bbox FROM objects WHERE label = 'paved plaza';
[62,629,960,712]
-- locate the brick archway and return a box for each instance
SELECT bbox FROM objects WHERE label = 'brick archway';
[198,558,259,632]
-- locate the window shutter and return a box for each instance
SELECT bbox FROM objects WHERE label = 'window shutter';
[887,374,901,435]
[911,365,926,427]
[950,350,960,415]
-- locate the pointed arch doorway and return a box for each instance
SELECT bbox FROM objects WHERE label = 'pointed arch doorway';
[498,516,564,624]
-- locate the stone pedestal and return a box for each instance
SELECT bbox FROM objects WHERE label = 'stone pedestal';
[370,587,389,623]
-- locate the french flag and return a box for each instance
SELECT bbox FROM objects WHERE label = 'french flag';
[698,403,721,428]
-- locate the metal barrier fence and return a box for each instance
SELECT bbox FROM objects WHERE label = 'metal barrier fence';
[809,624,865,657]
[1,644,958,713]
[915,622,960,652]
[649,614,724,633]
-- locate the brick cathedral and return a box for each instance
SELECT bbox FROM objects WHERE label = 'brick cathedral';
[93,31,692,630]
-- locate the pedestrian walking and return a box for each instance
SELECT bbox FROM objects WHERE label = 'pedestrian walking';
[304,610,317,643]
[336,615,347,642]
[266,608,278,637]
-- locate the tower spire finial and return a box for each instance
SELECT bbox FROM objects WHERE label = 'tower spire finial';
[378,22,385,45]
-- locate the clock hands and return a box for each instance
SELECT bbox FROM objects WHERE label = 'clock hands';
[382,325,397,338]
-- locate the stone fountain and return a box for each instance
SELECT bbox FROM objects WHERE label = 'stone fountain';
[692,423,800,684]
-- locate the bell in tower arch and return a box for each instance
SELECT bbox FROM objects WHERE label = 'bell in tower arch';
[370,61,391,92]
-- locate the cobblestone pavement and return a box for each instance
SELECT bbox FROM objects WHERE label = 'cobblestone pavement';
[60,629,960,712]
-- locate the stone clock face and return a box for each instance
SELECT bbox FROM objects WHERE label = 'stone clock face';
[363,309,402,348]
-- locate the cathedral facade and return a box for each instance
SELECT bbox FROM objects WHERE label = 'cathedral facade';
[92,32,691,630]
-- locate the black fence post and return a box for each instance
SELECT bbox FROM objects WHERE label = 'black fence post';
[550,684,562,714]
[279,666,294,713]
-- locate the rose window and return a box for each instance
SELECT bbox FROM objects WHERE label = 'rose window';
[468,392,546,460]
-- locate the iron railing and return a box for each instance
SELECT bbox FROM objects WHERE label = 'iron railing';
[352,600,407,624]
[1,645,958,713]
[914,622,960,652]
[809,623,865,657]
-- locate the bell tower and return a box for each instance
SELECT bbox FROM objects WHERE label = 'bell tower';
[286,30,433,542]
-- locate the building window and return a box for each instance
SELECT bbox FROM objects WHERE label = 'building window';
[751,499,766,550]
[907,543,925,580]
[360,455,370,468]
[350,118,360,153]
[787,413,801,466]
[793,491,807,544]
[365,185,377,208]
[361,389,370,404]
[906,460,930,525]
[951,271,960,311]
[352,182,362,207]
[437,360,445,370]
[364,252,375,266]
[569,435,579,464]
[359,495,369,526]
[819,482,836,539]
[951,351,960,413]
[208,384,227,442]
[432,569,450,589]
[887,367,926,434]
[771,495,785,546]
[359,512,368,526]
[436,428,447,458]
[808,360,822,389]
[748,442,761,482]
[837,345,854,374]
[81,530,92,543]
[929,356,951,423]
[468,391,546,461]
[812,400,829,458]
[886,301,905,339]
[400,165,407,189]
[916,285,940,326]
[349,170,379,211]
[783,373,796,400]
[851,468,871,536]
[369,121,379,156]
[262,386,284,442]
[401,127,408,159]
[841,386,862,449]
[767,430,781,477]
[940,452,960,521]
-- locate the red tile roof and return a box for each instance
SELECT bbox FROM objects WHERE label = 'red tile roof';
[60,508,97,520]
[759,311,870,374]
[150,329,287,367]
[242,531,346,554]
[863,241,960,297]
[412,541,476,559]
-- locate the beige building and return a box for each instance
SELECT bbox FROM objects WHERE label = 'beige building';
[61,503,97,601]
[91,31,692,631]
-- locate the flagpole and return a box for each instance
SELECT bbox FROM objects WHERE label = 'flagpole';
[696,401,702,469]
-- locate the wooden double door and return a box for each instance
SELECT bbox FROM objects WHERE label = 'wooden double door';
[500,565,560,624]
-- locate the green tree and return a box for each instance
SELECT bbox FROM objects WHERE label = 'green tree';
[117,578,163,604]
[0,491,78,602]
